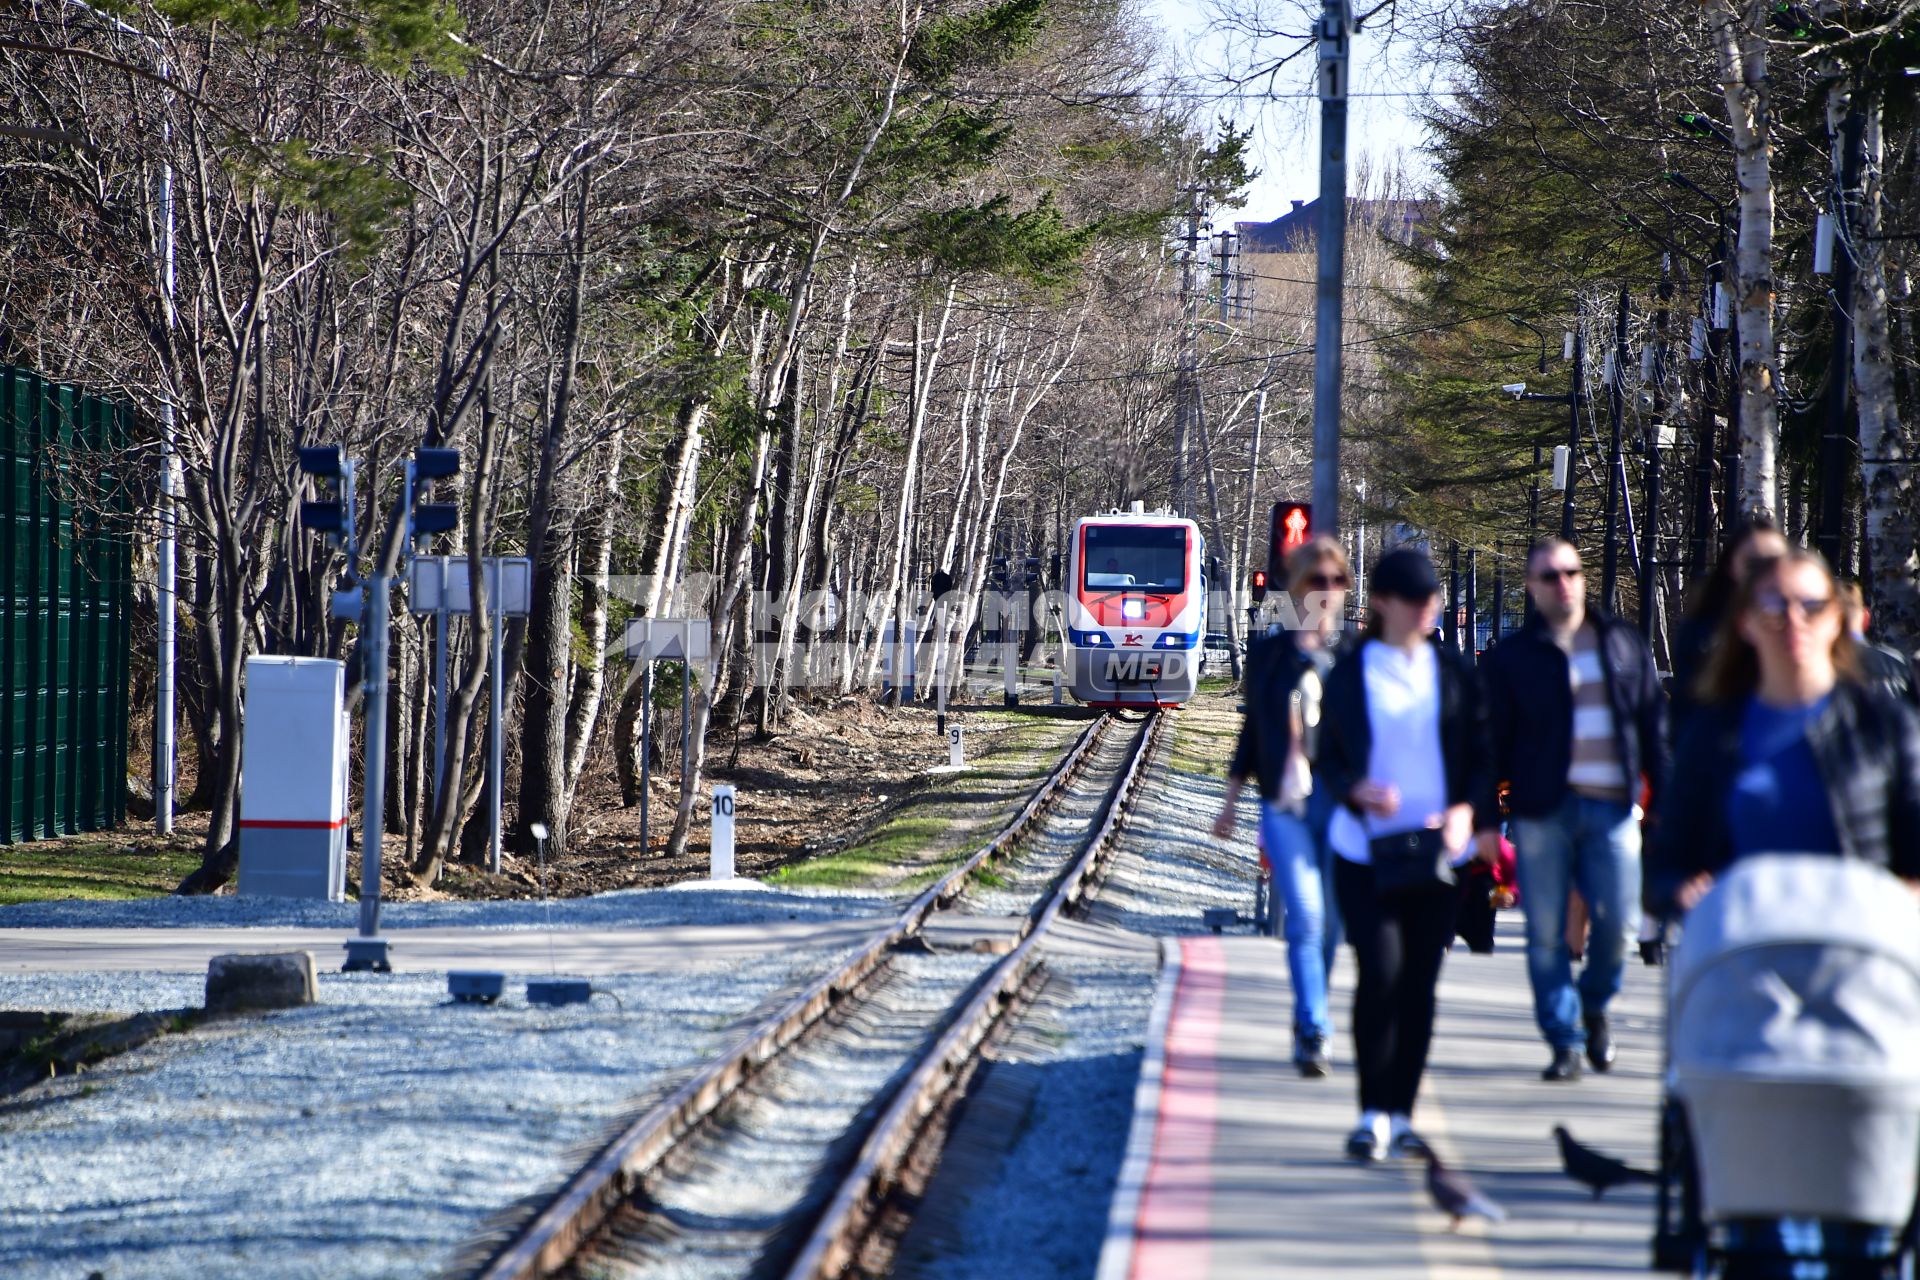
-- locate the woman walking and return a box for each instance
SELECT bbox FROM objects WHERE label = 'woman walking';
[1216,537,1351,1076]
[1668,516,1789,735]
[1651,547,1920,910]
[1317,547,1498,1160]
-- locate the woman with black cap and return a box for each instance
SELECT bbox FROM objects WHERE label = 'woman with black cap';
[1316,546,1499,1161]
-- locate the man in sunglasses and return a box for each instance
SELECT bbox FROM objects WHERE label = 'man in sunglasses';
[1482,539,1669,1082]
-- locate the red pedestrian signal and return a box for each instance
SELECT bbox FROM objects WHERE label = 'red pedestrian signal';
[1251,568,1268,603]
[1268,503,1313,587]
[1273,502,1312,553]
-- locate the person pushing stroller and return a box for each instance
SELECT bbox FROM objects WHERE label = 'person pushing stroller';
[1650,547,1920,1279]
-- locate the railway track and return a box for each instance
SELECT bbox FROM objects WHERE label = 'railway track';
[457,708,1166,1280]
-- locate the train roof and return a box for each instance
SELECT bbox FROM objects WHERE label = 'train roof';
[1072,511,1199,526]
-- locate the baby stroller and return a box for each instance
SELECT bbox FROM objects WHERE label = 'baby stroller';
[1668,854,1920,1278]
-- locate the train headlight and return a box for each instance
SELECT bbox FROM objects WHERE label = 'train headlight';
[1121,598,1145,621]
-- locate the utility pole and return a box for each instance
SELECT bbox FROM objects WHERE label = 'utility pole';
[1561,312,1584,542]
[1528,444,1543,548]
[1445,541,1460,650]
[1492,542,1506,643]
[1465,547,1478,660]
[1642,268,1674,644]
[69,2,178,837]
[1312,0,1351,542]
[1215,229,1239,323]
[1602,288,1629,611]
[1174,191,1204,518]
[1817,96,1865,571]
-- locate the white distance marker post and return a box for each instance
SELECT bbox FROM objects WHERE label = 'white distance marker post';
[948,724,964,768]
[710,785,736,882]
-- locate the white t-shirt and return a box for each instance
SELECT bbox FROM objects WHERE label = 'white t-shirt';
[1329,641,1449,864]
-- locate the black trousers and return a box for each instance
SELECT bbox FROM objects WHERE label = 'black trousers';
[1332,855,1460,1116]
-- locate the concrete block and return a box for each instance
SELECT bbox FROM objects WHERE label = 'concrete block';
[205,952,317,1014]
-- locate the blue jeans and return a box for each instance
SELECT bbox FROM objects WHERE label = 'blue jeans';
[1512,793,1643,1051]
[1261,795,1342,1042]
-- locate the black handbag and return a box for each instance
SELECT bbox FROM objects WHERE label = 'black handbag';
[1367,827,1456,894]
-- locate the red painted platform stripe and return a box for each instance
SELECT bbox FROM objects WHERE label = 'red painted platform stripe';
[237,817,348,830]
[1130,934,1227,1280]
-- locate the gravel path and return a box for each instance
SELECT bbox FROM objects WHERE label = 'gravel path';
[0,948,850,1280]
[0,880,892,932]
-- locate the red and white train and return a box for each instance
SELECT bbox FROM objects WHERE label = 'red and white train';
[1063,508,1206,707]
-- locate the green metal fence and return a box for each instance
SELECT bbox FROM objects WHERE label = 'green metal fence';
[0,365,133,842]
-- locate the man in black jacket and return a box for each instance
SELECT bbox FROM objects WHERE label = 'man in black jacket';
[1482,540,1668,1082]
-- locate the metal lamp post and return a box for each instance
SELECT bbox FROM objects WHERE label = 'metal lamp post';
[63,0,178,834]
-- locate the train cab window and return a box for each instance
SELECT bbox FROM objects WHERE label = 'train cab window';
[1082,524,1188,593]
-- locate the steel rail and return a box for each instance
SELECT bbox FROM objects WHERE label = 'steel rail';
[783,709,1167,1280]
[468,712,1115,1280]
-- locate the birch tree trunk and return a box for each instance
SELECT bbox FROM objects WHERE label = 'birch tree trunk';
[563,426,626,785]
[1850,93,1919,648]
[865,287,955,697]
[1708,0,1779,516]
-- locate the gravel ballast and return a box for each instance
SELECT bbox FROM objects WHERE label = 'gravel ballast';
[0,950,848,1280]
[892,937,1161,1280]
[896,700,1264,1280]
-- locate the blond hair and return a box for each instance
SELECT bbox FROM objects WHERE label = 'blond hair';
[1285,536,1350,597]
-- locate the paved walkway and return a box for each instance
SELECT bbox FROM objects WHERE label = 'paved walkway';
[0,919,879,974]
[1101,917,1666,1279]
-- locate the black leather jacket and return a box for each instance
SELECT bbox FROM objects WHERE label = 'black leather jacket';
[1480,609,1669,819]
[1228,631,1327,801]
[1314,636,1500,833]
[1647,680,1920,911]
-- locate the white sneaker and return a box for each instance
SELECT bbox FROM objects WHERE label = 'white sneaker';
[1346,1110,1390,1162]
[1387,1113,1429,1158]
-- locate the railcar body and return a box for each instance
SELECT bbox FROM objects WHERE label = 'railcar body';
[1063,511,1204,707]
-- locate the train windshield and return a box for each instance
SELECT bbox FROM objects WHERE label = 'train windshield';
[1082,524,1188,592]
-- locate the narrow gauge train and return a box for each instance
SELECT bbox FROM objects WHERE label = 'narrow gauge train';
[1063,507,1205,707]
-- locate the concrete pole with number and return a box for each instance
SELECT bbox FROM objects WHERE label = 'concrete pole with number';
[1311,0,1350,543]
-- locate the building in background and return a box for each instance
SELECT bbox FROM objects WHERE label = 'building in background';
[1234,197,1429,319]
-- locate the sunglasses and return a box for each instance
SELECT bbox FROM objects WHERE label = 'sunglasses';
[1304,573,1350,589]
[1533,566,1583,583]
[1752,591,1836,623]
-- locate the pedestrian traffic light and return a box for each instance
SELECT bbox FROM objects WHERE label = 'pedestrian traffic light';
[413,446,460,480]
[410,503,460,539]
[1271,501,1312,559]
[407,445,462,546]
[297,445,353,549]
[298,445,345,477]
[1251,568,1268,604]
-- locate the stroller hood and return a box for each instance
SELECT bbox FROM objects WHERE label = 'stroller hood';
[1672,854,1920,1086]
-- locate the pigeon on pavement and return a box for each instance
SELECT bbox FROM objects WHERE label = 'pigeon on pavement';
[1554,1125,1658,1200]
[1420,1148,1507,1230]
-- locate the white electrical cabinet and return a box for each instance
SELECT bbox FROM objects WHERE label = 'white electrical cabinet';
[237,657,349,900]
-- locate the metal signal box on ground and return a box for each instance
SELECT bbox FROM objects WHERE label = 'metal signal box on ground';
[237,657,349,900]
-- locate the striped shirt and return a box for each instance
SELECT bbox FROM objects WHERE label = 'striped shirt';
[1563,623,1630,802]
